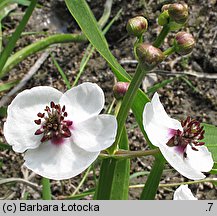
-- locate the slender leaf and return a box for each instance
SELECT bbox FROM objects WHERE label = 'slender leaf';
[0,107,7,117]
[140,155,165,200]
[62,189,95,200]
[64,0,150,139]
[0,79,19,92]
[0,0,37,78]
[0,33,86,78]
[0,142,12,150]
[0,0,30,11]
[50,53,71,89]
[41,177,51,200]
[95,127,130,200]
[202,123,217,173]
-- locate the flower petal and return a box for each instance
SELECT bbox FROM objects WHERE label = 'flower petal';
[4,86,62,153]
[143,93,182,147]
[159,144,206,180]
[185,145,213,172]
[24,140,99,180]
[72,114,117,152]
[60,82,105,123]
[173,185,197,200]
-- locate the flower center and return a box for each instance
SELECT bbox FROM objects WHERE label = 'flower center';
[34,101,73,143]
[166,116,205,158]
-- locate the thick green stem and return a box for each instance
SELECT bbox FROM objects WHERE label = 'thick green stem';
[41,177,51,200]
[153,25,170,48]
[0,0,38,78]
[108,64,147,154]
[163,46,176,56]
[140,156,165,200]
[0,34,86,79]
[100,148,160,160]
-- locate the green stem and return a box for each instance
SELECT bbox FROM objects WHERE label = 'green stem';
[72,166,91,196]
[130,178,217,189]
[108,64,147,154]
[100,148,160,160]
[0,34,86,79]
[163,46,176,56]
[41,177,51,200]
[0,0,38,78]
[153,24,170,48]
[140,156,165,200]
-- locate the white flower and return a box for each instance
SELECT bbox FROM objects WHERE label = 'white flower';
[4,82,117,180]
[143,92,213,180]
[173,185,197,200]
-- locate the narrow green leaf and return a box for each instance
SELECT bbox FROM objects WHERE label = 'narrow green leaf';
[41,177,51,200]
[202,124,217,168]
[0,107,7,117]
[95,127,130,200]
[0,79,19,92]
[50,53,71,89]
[0,142,12,150]
[146,77,175,94]
[0,0,37,78]
[62,189,95,200]
[0,33,85,79]
[0,2,17,20]
[0,0,30,11]
[64,0,150,138]
[140,155,165,200]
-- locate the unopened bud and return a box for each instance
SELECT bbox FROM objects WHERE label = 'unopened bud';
[161,4,171,12]
[174,32,195,55]
[113,82,130,100]
[136,43,165,70]
[126,16,148,37]
[168,3,188,24]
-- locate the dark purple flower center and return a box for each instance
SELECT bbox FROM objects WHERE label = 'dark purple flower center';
[166,116,205,158]
[34,101,73,144]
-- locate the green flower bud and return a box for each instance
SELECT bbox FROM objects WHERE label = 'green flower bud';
[113,82,130,100]
[174,32,195,55]
[126,16,148,37]
[136,43,165,70]
[168,3,188,24]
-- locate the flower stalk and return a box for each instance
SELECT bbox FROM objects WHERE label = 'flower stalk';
[153,24,170,48]
[100,148,160,160]
[108,64,147,154]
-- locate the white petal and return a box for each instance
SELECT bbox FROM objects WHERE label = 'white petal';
[24,140,99,180]
[151,92,182,129]
[158,144,206,180]
[185,145,214,172]
[60,82,105,123]
[72,114,117,152]
[4,87,62,153]
[173,185,197,200]
[143,93,182,147]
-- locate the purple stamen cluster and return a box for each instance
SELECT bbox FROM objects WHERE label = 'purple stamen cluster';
[34,101,73,143]
[167,116,205,158]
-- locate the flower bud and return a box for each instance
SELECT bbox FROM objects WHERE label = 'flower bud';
[161,4,171,12]
[126,16,148,37]
[168,3,188,24]
[113,82,129,100]
[174,32,195,55]
[136,43,165,70]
